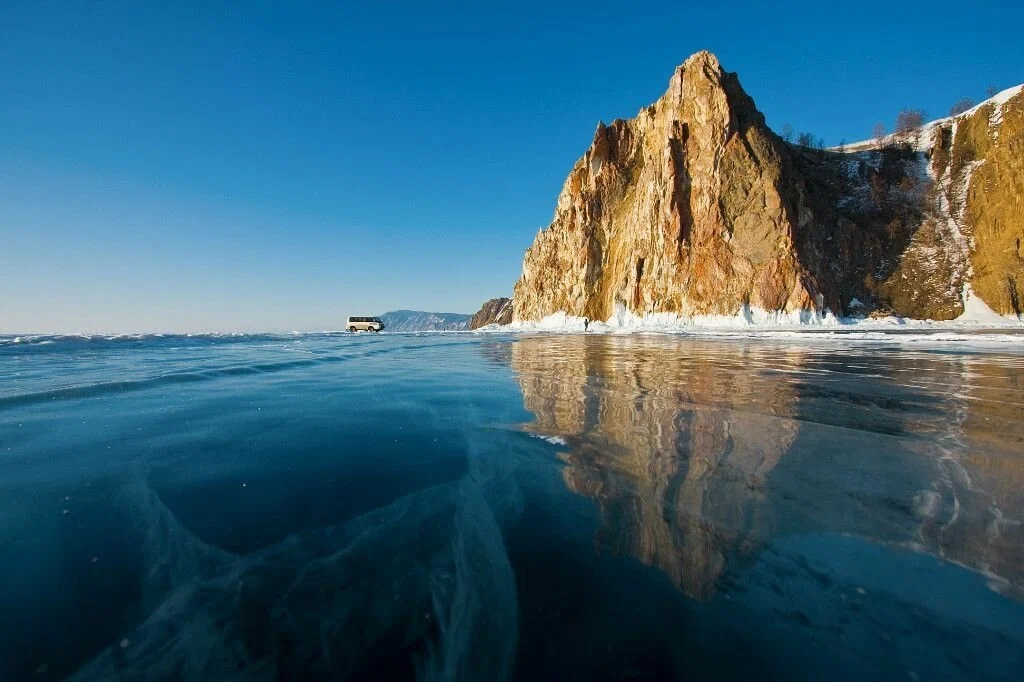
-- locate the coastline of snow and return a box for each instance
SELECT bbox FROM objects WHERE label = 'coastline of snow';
[5,291,1021,348]
[472,301,1024,346]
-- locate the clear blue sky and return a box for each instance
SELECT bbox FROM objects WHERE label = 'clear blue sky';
[2,1,1021,332]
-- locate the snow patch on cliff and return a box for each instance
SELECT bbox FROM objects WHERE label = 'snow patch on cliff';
[957,285,1011,324]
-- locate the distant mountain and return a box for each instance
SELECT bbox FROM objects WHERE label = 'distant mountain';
[377,310,471,332]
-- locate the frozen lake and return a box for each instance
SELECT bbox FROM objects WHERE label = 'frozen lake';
[1,332,1022,681]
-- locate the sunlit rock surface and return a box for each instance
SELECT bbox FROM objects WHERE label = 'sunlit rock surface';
[512,52,1024,322]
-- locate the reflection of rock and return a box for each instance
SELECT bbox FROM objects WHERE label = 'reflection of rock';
[918,355,1024,597]
[509,336,1024,600]
[511,335,804,597]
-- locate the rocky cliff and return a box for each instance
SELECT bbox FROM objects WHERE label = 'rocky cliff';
[930,88,1024,315]
[510,51,1024,323]
[468,297,513,329]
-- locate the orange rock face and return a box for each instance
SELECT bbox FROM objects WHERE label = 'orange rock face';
[511,51,1024,322]
[513,51,816,322]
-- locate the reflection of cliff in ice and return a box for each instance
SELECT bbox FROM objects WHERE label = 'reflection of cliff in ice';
[512,336,803,597]
[911,353,1024,597]
[68,465,521,682]
[510,335,1024,599]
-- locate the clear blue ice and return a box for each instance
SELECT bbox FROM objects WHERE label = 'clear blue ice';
[1,332,1022,681]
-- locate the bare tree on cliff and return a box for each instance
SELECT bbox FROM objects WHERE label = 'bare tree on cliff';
[986,84,999,97]
[797,132,814,147]
[949,98,974,116]
[895,109,926,142]
[873,122,887,148]
[781,123,794,143]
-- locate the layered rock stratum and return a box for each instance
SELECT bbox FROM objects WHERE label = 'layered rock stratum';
[508,51,1023,323]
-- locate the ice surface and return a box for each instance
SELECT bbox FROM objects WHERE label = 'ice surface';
[2,333,1022,681]
[65,475,520,681]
